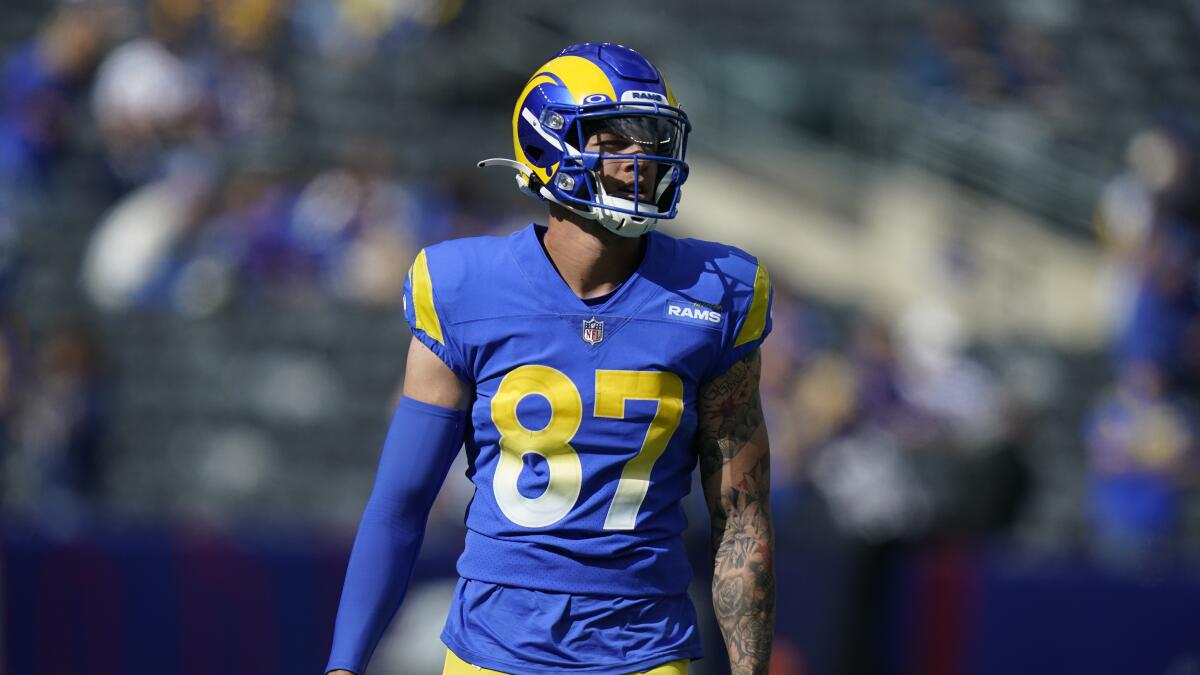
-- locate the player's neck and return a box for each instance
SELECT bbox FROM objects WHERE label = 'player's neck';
[542,207,647,300]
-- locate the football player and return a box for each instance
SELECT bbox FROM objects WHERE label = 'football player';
[326,43,774,675]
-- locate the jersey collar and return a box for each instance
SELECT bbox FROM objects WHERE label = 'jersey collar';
[508,223,657,317]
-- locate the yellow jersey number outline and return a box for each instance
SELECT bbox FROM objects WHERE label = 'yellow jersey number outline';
[490,365,684,530]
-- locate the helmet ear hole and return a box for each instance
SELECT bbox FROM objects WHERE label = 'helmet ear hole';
[524,145,544,162]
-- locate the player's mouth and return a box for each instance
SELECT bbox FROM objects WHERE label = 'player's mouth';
[612,185,652,202]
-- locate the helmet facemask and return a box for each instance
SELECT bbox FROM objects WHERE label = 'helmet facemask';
[546,103,690,237]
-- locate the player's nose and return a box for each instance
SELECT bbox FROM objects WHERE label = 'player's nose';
[614,143,652,173]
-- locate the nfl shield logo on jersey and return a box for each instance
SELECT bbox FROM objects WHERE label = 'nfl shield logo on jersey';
[582,317,605,345]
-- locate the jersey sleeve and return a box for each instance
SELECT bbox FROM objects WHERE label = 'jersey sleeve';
[402,247,472,382]
[709,259,773,379]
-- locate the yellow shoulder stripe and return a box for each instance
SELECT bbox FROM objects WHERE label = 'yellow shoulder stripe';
[734,262,771,348]
[410,249,445,345]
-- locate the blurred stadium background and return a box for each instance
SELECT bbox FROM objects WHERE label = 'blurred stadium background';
[2,0,1199,673]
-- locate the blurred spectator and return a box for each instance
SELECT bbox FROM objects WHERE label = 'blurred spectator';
[848,316,906,429]
[146,0,207,50]
[92,0,293,192]
[753,291,831,513]
[0,310,28,503]
[287,138,415,305]
[292,0,466,66]
[1097,128,1195,310]
[1089,124,1200,568]
[1113,128,1200,394]
[207,49,288,138]
[204,0,293,140]
[905,3,1078,132]
[91,37,205,187]
[185,142,302,305]
[0,4,111,196]
[81,149,217,312]
[907,7,1007,103]
[1095,129,1177,268]
[998,23,1066,114]
[1118,217,1200,392]
[7,324,109,532]
[210,0,289,54]
[895,302,1002,446]
[80,125,536,317]
[1086,363,1200,568]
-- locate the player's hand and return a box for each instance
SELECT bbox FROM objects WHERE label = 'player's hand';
[326,671,355,675]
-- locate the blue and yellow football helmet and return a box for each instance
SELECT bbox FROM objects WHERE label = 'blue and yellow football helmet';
[479,43,691,237]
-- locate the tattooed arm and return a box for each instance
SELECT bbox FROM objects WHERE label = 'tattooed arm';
[698,349,774,675]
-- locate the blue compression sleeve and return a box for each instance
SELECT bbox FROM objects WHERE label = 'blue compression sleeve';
[325,396,468,674]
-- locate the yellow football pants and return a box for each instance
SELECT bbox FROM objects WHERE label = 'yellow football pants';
[443,648,688,674]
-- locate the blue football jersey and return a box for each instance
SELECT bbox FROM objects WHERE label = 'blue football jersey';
[401,223,771,671]
[402,223,772,597]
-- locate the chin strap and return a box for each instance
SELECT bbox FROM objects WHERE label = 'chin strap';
[592,172,658,237]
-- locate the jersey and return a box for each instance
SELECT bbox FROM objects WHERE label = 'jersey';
[442,647,689,674]
[401,223,772,671]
